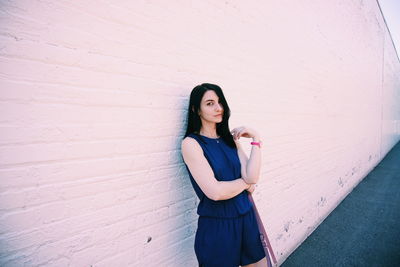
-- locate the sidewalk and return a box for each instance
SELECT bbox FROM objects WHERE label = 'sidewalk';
[281,141,400,267]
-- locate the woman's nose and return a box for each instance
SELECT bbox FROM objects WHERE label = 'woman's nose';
[216,103,223,111]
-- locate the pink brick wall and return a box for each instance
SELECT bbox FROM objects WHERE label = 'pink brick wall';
[0,1,399,266]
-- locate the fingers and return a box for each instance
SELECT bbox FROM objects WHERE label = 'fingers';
[235,129,242,140]
[247,184,255,194]
[231,127,245,140]
[231,126,258,140]
[246,184,256,194]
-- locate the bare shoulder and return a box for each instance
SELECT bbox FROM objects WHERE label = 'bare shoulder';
[181,136,202,157]
[181,136,197,148]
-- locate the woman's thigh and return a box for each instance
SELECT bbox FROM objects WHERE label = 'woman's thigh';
[195,216,242,267]
[240,208,266,266]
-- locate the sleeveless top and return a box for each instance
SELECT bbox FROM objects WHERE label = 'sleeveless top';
[183,133,253,218]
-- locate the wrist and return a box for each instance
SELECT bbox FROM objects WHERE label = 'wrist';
[250,139,262,148]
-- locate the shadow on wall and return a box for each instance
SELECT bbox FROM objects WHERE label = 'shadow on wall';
[159,92,199,265]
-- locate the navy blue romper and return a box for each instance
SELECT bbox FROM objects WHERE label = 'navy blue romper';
[184,133,266,267]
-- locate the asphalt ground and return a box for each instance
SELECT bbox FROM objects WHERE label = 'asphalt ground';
[281,141,400,267]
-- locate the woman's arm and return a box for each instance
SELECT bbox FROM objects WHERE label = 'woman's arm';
[246,134,262,183]
[181,137,251,201]
[232,128,262,184]
[216,178,251,200]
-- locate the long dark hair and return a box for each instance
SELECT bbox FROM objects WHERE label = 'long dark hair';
[183,83,236,148]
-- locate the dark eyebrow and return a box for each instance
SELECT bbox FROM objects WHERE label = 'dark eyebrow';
[205,99,219,102]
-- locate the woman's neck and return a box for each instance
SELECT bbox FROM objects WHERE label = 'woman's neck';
[199,126,218,138]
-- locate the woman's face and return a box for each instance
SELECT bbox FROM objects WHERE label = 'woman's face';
[198,90,224,123]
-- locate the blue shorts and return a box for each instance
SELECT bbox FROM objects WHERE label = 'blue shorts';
[194,207,266,267]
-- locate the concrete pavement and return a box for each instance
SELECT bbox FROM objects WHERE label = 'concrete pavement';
[281,141,400,267]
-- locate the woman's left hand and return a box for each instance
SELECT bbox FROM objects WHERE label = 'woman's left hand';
[231,126,260,140]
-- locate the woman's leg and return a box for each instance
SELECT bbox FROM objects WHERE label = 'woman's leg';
[196,216,242,266]
[241,256,267,267]
[240,208,267,266]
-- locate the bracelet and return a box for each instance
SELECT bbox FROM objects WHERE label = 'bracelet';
[250,141,262,148]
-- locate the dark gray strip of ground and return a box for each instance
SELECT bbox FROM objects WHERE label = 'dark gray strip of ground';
[281,140,400,267]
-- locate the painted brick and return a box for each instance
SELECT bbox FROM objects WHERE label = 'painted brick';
[0,1,399,266]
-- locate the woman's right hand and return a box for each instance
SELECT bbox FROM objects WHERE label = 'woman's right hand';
[246,184,256,194]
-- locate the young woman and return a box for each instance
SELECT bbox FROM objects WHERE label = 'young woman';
[181,83,267,267]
